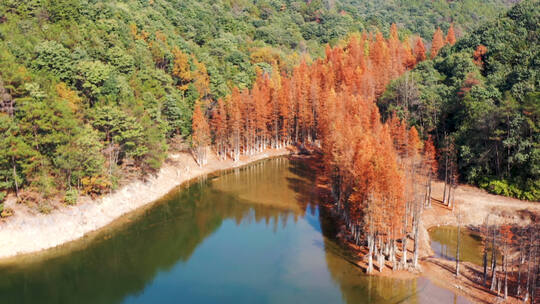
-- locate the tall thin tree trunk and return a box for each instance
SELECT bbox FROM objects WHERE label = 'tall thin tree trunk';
[483,227,489,285]
[504,254,508,299]
[401,236,408,270]
[517,242,523,296]
[11,156,19,199]
[491,228,497,291]
[456,213,461,276]
[367,234,374,274]
[443,153,448,204]
[413,212,420,269]
[524,238,531,303]
[378,238,385,273]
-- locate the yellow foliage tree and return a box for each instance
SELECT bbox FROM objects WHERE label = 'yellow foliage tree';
[192,56,210,99]
[56,82,82,112]
[172,47,192,92]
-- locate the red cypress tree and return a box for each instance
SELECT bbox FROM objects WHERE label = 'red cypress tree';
[430,27,445,59]
[446,24,456,45]
[413,37,426,63]
[423,136,437,207]
[210,98,226,159]
[473,45,488,67]
[191,102,211,166]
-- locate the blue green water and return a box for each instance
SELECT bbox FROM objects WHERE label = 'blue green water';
[0,158,468,303]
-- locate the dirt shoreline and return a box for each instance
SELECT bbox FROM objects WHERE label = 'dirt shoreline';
[417,181,539,304]
[332,176,539,303]
[1,150,537,303]
[0,148,292,260]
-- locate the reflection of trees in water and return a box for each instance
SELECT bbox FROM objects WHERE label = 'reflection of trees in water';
[317,186,421,304]
[0,170,300,304]
[0,158,436,304]
[429,226,487,265]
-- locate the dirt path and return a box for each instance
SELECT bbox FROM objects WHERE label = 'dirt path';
[423,181,539,230]
[0,148,292,260]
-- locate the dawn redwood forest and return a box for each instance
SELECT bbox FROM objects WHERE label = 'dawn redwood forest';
[0,0,538,303]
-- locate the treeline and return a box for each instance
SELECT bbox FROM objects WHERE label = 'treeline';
[380,0,540,201]
[338,0,511,40]
[0,0,524,209]
[193,24,448,273]
[0,0,498,208]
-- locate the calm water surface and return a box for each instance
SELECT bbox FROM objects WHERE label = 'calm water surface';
[429,226,486,265]
[0,158,469,304]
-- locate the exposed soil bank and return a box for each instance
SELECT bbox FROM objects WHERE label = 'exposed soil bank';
[0,148,292,259]
[417,182,539,304]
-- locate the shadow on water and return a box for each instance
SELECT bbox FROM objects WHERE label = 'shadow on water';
[0,157,470,304]
[0,183,293,304]
[429,226,492,265]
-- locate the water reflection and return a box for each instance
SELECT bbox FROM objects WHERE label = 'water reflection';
[0,158,468,304]
[429,226,486,265]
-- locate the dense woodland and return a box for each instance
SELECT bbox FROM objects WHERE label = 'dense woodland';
[191,23,441,275]
[381,0,539,200]
[0,0,517,208]
[0,0,538,300]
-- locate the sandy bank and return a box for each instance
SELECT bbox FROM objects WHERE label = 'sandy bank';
[0,148,291,260]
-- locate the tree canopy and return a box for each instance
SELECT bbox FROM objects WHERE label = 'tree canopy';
[380,0,539,200]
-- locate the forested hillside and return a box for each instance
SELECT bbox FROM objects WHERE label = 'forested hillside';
[381,0,539,200]
[339,0,513,39]
[0,0,516,207]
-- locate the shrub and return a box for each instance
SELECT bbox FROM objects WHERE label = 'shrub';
[81,175,110,196]
[38,202,53,214]
[64,189,78,205]
[1,207,14,218]
[480,178,540,201]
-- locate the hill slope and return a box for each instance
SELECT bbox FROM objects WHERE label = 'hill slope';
[381,0,539,200]
[0,0,514,205]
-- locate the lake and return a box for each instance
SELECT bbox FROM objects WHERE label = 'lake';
[0,157,469,304]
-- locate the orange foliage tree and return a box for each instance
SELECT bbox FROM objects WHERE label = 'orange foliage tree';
[199,25,438,274]
[446,24,456,45]
[191,102,210,166]
[430,27,445,59]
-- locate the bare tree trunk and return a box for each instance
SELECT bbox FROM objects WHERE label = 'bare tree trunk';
[413,212,420,269]
[483,238,489,285]
[378,237,385,273]
[532,247,538,304]
[367,234,374,274]
[401,202,409,270]
[401,236,408,270]
[517,236,525,296]
[491,228,498,291]
[427,174,432,208]
[524,242,531,303]
[11,156,19,199]
[447,186,452,209]
[391,239,397,271]
[456,212,461,276]
[504,253,508,299]
[483,220,490,285]
[497,273,501,296]
[443,152,448,204]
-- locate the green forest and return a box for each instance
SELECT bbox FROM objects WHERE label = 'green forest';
[381,0,539,200]
[0,0,536,210]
